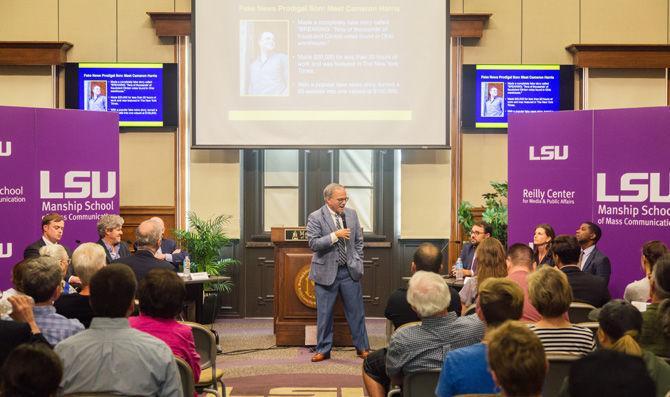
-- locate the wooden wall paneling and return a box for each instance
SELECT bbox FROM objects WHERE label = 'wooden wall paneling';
[0,42,72,65]
[120,205,176,245]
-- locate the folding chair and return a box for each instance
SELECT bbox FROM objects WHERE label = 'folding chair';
[543,353,580,397]
[181,321,226,397]
[387,369,441,397]
[175,356,219,397]
[568,302,596,324]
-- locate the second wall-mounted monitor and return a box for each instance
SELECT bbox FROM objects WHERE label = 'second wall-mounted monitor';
[65,63,178,128]
[462,64,575,131]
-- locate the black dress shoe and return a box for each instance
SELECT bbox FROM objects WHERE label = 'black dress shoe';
[311,352,331,362]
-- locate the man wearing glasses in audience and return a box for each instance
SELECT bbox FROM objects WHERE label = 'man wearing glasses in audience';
[453,221,492,277]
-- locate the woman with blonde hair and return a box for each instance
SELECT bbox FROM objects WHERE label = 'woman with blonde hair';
[459,237,507,308]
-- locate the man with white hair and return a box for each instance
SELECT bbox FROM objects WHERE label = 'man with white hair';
[55,243,107,328]
[39,244,76,295]
[96,214,130,264]
[148,217,187,269]
[385,271,485,389]
[113,220,173,282]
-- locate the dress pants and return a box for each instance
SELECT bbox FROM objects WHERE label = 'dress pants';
[315,265,369,354]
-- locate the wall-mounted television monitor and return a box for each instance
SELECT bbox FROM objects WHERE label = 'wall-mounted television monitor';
[65,63,178,128]
[462,64,574,131]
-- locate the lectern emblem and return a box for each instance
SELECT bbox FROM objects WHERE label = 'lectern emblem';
[294,265,317,309]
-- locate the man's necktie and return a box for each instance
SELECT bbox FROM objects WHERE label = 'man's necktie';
[335,215,347,266]
[579,250,584,269]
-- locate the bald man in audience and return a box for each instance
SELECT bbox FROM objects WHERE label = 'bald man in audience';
[112,220,173,282]
[383,271,484,393]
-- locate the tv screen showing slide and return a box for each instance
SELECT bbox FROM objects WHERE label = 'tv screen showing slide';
[461,64,574,130]
[65,63,178,128]
[194,0,449,148]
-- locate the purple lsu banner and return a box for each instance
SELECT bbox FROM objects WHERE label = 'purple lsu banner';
[0,106,119,290]
[509,106,670,298]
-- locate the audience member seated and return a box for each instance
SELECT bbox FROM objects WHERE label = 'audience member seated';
[532,223,555,267]
[640,253,670,357]
[96,214,131,264]
[435,278,524,397]
[506,243,541,323]
[527,266,595,355]
[150,216,188,268]
[625,241,668,303]
[454,220,492,277]
[574,300,670,397]
[487,320,547,397]
[0,343,62,397]
[39,244,76,295]
[363,243,461,397]
[0,295,48,366]
[385,243,461,329]
[112,219,174,282]
[55,264,182,396]
[385,271,485,391]
[553,235,610,308]
[575,221,612,285]
[1,259,30,307]
[130,268,201,382]
[22,256,84,345]
[567,350,655,397]
[54,243,107,328]
[459,237,507,308]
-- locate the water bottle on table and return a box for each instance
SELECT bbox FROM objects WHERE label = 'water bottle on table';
[454,258,464,281]
[183,255,191,276]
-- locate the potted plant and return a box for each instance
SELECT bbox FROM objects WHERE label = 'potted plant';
[173,212,238,293]
[458,181,508,247]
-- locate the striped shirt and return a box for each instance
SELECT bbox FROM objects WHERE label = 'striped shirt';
[527,324,595,356]
[386,313,485,377]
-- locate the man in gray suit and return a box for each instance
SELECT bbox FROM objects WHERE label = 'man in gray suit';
[307,183,370,362]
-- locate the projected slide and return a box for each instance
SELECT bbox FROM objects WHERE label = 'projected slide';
[475,65,561,128]
[77,64,164,127]
[195,0,448,147]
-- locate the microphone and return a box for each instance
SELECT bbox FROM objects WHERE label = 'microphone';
[340,212,347,229]
[75,240,82,245]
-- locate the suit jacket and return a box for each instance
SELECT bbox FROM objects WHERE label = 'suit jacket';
[0,320,49,365]
[306,205,363,286]
[23,238,74,280]
[160,238,187,265]
[459,243,476,270]
[582,246,611,285]
[561,266,611,307]
[96,239,131,264]
[111,250,174,283]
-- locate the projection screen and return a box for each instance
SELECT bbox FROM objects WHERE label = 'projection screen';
[193,0,449,148]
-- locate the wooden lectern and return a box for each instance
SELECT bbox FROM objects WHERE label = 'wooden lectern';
[271,227,353,346]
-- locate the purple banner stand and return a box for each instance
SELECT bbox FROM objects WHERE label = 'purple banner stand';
[0,106,119,290]
[509,106,670,298]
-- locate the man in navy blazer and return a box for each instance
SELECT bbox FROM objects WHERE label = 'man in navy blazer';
[150,217,187,268]
[576,222,612,285]
[456,221,492,277]
[306,183,369,362]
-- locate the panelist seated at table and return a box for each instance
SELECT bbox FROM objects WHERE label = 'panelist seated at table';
[96,214,131,264]
[23,212,78,285]
[112,220,174,283]
[148,217,188,269]
[454,221,492,277]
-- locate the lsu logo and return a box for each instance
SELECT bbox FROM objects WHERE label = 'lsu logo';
[0,141,11,157]
[40,171,116,199]
[529,145,568,161]
[597,172,670,203]
[0,243,12,259]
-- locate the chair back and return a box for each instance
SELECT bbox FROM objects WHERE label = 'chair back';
[402,370,441,397]
[181,321,220,393]
[543,353,580,397]
[175,356,196,397]
[463,304,477,316]
[568,302,596,323]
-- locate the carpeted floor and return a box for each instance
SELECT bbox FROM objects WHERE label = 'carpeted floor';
[210,318,387,397]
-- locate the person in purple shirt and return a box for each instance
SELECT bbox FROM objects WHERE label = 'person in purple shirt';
[129,268,200,382]
[436,277,524,397]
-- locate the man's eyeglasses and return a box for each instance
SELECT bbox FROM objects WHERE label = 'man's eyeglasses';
[336,197,350,203]
[471,230,485,236]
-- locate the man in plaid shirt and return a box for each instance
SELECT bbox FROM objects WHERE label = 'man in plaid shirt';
[22,256,84,345]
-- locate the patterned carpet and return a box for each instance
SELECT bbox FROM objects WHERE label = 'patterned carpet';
[210,318,387,397]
